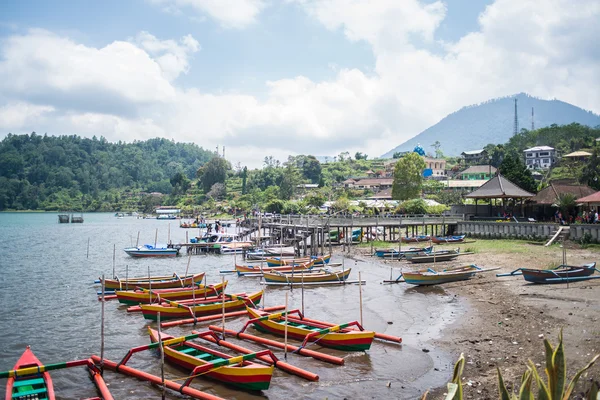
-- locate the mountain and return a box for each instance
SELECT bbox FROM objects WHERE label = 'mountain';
[381,93,600,158]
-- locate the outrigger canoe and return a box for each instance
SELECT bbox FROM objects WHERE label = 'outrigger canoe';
[520,262,598,284]
[246,308,375,351]
[115,281,226,305]
[431,235,465,244]
[140,291,263,321]
[405,249,459,263]
[400,235,430,243]
[97,272,205,291]
[265,254,331,267]
[401,265,481,286]
[234,261,315,275]
[374,246,433,258]
[148,327,274,391]
[262,268,351,284]
[5,346,55,400]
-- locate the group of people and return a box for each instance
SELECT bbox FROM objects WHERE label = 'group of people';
[581,210,599,224]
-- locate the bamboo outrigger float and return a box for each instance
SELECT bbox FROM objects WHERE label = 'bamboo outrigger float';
[90,355,224,400]
[113,281,226,305]
[139,291,263,321]
[96,272,206,291]
[244,307,376,351]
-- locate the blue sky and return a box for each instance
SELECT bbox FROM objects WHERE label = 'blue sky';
[0,0,598,167]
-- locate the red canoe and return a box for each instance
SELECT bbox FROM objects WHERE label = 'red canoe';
[5,346,55,400]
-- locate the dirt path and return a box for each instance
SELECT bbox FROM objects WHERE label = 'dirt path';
[353,242,600,399]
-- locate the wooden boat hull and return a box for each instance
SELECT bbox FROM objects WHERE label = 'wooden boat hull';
[401,235,430,243]
[262,268,351,283]
[235,262,314,275]
[100,272,205,291]
[431,235,465,244]
[402,265,479,286]
[247,308,374,351]
[6,346,55,400]
[374,246,433,258]
[148,328,273,391]
[521,263,597,284]
[115,281,226,305]
[265,254,331,267]
[406,251,459,263]
[140,291,263,320]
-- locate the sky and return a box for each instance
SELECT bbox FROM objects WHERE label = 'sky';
[0,0,599,168]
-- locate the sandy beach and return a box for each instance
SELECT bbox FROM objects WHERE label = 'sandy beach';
[354,240,600,399]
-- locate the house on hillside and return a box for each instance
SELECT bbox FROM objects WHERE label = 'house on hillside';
[523,146,556,169]
[423,157,447,178]
[442,179,488,193]
[461,149,487,165]
[460,165,497,180]
[345,178,393,192]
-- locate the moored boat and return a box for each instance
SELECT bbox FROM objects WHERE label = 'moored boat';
[97,272,205,291]
[374,246,433,258]
[123,244,180,257]
[115,281,226,305]
[139,291,263,321]
[400,235,430,243]
[401,265,481,285]
[235,261,315,275]
[262,268,351,284]
[520,262,597,284]
[405,249,460,263]
[431,235,466,244]
[265,254,331,267]
[246,308,375,351]
[148,327,274,391]
[5,346,55,400]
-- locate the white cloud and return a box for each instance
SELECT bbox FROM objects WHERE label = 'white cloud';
[132,31,200,81]
[148,0,267,29]
[1,0,599,168]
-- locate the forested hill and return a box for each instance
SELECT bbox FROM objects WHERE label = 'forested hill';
[382,93,600,158]
[0,133,214,211]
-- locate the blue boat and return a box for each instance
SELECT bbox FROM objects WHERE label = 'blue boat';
[123,244,180,257]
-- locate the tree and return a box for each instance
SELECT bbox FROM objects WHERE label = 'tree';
[302,156,322,183]
[579,147,600,190]
[431,141,443,159]
[279,163,301,200]
[197,156,230,192]
[170,171,190,195]
[207,182,226,200]
[241,166,248,194]
[355,152,368,160]
[392,152,427,200]
[498,154,536,193]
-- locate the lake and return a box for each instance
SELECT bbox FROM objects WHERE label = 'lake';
[0,213,459,399]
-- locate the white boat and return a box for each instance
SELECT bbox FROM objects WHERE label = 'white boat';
[196,233,253,254]
[123,244,180,257]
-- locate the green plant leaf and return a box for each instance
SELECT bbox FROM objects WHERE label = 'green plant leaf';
[551,330,566,400]
[445,383,459,400]
[518,368,534,400]
[563,354,599,399]
[544,338,554,386]
[450,354,465,400]
[528,361,550,400]
[587,380,598,400]
[498,367,514,400]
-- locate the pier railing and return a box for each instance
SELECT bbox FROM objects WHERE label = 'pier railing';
[250,214,464,227]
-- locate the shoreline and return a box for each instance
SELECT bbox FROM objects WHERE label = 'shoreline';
[351,241,600,399]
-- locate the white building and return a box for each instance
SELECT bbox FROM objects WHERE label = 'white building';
[523,146,556,170]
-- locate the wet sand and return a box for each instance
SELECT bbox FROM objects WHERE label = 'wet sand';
[352,241,600,399]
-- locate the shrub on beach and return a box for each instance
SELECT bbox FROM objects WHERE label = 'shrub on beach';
[424,331,599,400]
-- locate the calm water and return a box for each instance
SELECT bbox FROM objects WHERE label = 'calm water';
[0,213,460,399]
